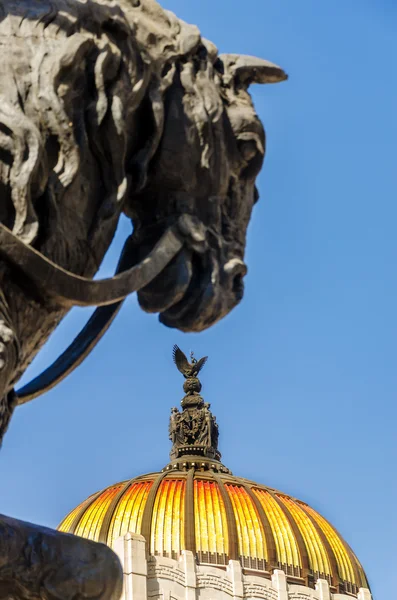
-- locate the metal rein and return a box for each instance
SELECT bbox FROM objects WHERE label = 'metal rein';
[0,221,185,405]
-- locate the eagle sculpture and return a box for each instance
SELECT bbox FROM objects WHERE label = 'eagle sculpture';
[173,345,208,379]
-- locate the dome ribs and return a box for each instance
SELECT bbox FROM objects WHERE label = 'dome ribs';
[115,480,152,544]
[56,345,370,595]
[225,483,268,568]
[184,468,196,554]
[194,476,229,564]
[59,490,103,536]
[266,491,311,585]
[209,479,229,559]
[252,488,301,575]
[75,485,124,541]
[351,548,369,589]
[140,471,169,558]
[296,502,340,591]
[98,481,133,544]
[302,502,365,595]
[57,473,369,593]
[242,484,278,572]
[152,479,170,556]
[211,472,239,561]
[68,483,122,541]
[173,480,186,557]
[149,476,186,558]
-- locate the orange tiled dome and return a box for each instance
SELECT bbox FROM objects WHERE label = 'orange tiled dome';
[58,349,368,596]
[58,467,367,596]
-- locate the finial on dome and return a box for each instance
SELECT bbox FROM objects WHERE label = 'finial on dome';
[172,344,207,379]
[169,346,220,463]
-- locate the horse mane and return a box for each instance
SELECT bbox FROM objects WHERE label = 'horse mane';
[0,0,222,247]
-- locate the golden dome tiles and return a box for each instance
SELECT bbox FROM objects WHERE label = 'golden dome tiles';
[57,349,370,596]
[58,471,367,594]
[108,480,152,547]
[74,484,123,542]
[226,484,267,562]
[253,488,301,569]
[277,495,331,578]
[151,478,185,558]
[301,502,367,588]
[194,479,229,557]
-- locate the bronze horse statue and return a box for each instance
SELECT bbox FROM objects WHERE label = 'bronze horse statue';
[0,2,286,598]
[0,0,286,443]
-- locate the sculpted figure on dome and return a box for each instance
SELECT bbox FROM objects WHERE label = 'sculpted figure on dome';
[211,414,220,448]
[172,346,208,379]
[197,412,210,445]
[170,347,221,458]
[169,406,185,446]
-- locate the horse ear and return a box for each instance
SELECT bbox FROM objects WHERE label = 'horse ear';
[218,54,287,87]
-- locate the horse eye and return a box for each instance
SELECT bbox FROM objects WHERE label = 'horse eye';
[238,140,258,162]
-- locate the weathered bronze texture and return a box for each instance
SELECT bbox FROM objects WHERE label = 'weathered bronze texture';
[0,0,287,597]
[173,344,208,379]
[0,513,123,600]
[0,0,286,444]
[170,346,220,461]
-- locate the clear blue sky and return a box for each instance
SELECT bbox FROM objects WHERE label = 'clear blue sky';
[1,2,396,598]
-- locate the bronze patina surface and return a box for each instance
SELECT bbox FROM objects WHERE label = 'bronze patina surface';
[0,1,286,597]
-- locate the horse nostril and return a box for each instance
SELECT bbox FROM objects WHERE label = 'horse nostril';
[224,258,247,278]
[224,258,247,300]
[232,273,245,299]
[223,257,247,302]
